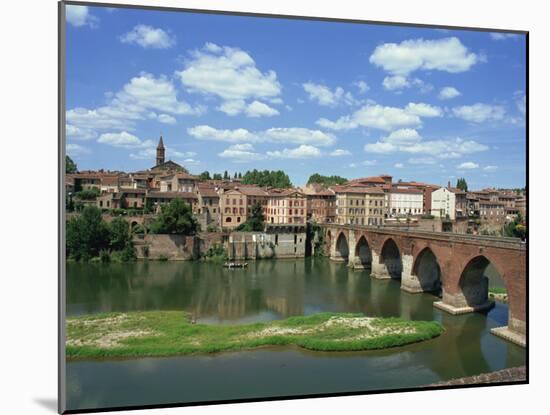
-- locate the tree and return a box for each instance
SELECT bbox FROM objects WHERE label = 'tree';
[149,199,198,235]
[212,173,222,180]
[307,173,347,187]
[199,171,211,181]
[456,178,468,192]
[223,170,229,180]
[66,206,110,261]
[238,172,242,179]
[235,202,265,231]
[110,217,130,251]
[66,155,77,174]
[504,213,527,240]
[234,172,238,179]
[241,169,292,188]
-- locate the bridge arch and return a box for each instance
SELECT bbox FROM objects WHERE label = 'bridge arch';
[411,247,442,294]
[379,238,402,279]
[458,255,502,310]
[354,235,372,269]
[334,232,349,262]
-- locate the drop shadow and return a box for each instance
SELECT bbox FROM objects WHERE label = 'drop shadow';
[34,398,57,413]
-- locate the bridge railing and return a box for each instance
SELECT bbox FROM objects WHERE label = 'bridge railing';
[320,223,526,249]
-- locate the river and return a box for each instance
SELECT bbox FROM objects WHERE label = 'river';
[65,258,525,411]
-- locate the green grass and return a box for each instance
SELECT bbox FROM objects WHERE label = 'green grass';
[66,311,444,360]
[489,287,507,295]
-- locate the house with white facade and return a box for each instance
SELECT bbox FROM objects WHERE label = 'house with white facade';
[389,187,424,216]
[431,187,456,220]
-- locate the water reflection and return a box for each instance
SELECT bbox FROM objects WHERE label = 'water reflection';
[66,258,526,411]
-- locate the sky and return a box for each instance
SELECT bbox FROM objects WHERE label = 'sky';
[64,4,526,189]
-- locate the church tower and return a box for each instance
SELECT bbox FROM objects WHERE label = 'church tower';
[156,135,165,166]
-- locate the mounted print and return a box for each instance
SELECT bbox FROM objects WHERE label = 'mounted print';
[59,1,528,413]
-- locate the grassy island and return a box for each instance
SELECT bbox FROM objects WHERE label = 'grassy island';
[66,311,444,359]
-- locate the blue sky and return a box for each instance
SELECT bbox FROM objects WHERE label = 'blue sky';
[64,4,526,189]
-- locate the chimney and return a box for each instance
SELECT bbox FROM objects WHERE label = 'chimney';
[447,181,451,188]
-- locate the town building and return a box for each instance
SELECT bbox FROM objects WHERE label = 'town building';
[302,184,336,224]
[146,191,198,214]
[219,187,269,230]
[266,189,307,225]
[388,187,424,217]
[195,183,221,230]
[333,185,385,226]
[159,172,198,193]
[431,187,456,220]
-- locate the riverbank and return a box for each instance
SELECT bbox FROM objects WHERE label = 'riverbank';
[66,311,444,359]
[489,287,508,303]
[429,366,526,386]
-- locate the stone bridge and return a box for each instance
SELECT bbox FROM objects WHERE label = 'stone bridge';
[322,224,527,347]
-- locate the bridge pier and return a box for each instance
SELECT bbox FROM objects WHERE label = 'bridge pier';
[371,252,391,279]
[400,254,424,293]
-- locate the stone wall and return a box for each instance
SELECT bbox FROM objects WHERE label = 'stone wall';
[229,232,307,259]
[134,234,199,260]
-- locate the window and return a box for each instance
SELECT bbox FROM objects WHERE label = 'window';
[237,217,241,223]
[226,217,231,223]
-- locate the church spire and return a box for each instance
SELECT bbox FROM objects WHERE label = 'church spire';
[156,135,165,166]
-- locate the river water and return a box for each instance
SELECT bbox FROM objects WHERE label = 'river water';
[65,258,525,411]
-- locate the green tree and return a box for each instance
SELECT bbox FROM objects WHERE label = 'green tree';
[238,172,242,179]
[306,173,347,186]
[504,213,527,240]
[66,206,110,261]
[223,170,229,180]
[110,217,130,251]
[66,155,77,174]
[198,171,211,181]
[241,169,292,188]
[235,202,265,231]
[149,199,198,235]
[234,172,238,179]
[212,173,222,180]
[456,178,468,192]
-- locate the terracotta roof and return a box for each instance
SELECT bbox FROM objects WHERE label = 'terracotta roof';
[101,176,120,186]
[197,185,219,198]
[268,188,306,197]
[333,185,385,195]
[147,191,197,199]
[390,188,423,194]
[234,186,269,197]
[348,176,386,185]
[447,187,466,194]
[120,188,146,194]
[480,201,505,206]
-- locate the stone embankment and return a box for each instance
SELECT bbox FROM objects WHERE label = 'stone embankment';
[430,366,526,386]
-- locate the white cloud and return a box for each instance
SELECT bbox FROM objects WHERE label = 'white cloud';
[382,75,409,91]
[483,165,498,172]
[369,37,479,75]
[218,100,246,116]
[187,125,258,143]
[382,128,422,145]
[362,160,378,166]
[302,82,358,106]
[66,73,203,134]
[267,145,322,159]
[438,86,461,100]
[354,81,369,94]
[365,137,489,159]
[394,163,404,169]
[317,103,422,132]
[120,25,175,49]
[264,128,335,147]
[452,103,505,123]
[176,43,281,116]
[330,149,352,157]
[409,157,436,165]
[129,148,157,160]
[490,33,518,40]
[218,144,266,162]
[66,124,97,141]
[97,131,155,148]
[157,114,177,124]
[405,102,442,117]
[66,143,91,156]
[66,5,97,28]
[172,150,197,158]
[245,101,279,117]
[516,93,526,115]
[457,161,479,169]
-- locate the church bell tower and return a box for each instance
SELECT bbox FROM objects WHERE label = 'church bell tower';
[156,135,165,166]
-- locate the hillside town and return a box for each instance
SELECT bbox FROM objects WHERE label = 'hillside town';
[66,136,526,236]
